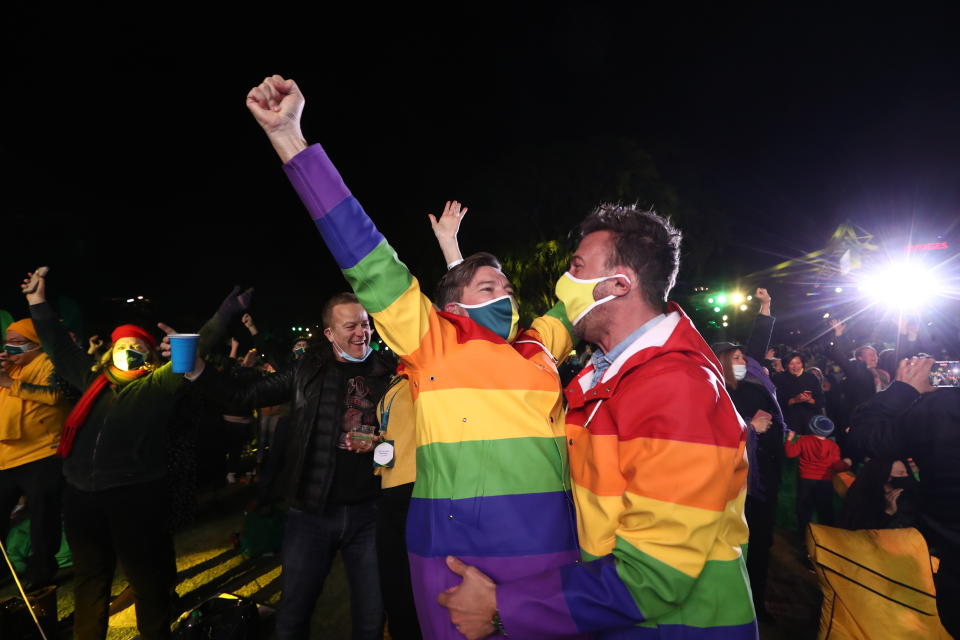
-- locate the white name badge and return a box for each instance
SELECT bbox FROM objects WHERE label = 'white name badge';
[373,441,395,467]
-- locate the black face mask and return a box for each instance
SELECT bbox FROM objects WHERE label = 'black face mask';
[889,475,917,490]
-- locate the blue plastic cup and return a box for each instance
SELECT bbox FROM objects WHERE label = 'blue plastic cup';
[169,333,200,373]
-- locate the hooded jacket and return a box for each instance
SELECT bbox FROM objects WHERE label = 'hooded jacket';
[496,305,758,639]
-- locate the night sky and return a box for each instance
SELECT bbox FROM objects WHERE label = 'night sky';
[6,5,960,345]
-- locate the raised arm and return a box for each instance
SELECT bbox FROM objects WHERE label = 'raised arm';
[847,356,934,462]
[744,288,775,362]
[247,75,443,371]
[22,268,96,391]
[429,200,467,268]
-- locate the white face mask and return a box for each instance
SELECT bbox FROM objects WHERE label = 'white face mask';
[732,364,747,381]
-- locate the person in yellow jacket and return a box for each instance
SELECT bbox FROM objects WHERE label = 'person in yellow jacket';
[0,318,70,589]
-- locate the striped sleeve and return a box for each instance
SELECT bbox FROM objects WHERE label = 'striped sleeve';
[283,145,436,366]
[498,367,752,636]
[527,302,574,364]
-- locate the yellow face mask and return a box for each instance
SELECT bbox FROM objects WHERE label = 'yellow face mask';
[555,272,632,325]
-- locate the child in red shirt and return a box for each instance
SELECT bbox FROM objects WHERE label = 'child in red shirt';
[786,415,850,533]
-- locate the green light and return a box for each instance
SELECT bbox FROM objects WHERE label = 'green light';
[717,295,727,305]
[707,297,714,303]
[713,306,721,313]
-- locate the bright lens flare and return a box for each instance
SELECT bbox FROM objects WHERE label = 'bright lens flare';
[857,262,940,310]
[730,292,744,304]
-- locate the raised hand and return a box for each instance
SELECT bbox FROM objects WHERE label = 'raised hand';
[21,267,49,305]
[429,200,468,242]
[246,75,307,163]
[895,356,935,394]
[754,287,771,316]
[829,317,846,337]
[429,201,468,266]
[246,75,304,134]
[241,313,258,336]
[216,286,255,319]
[87,335,103,355]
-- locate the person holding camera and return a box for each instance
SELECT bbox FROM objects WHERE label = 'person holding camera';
[849,356,960,637]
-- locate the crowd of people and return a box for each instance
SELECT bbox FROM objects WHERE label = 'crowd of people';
[0,73,957,640]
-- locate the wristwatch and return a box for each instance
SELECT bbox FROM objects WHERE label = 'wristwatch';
[491,610,507,636]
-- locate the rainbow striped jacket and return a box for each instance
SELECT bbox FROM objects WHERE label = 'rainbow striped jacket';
[497,305,758,639]
[283,144,584,639]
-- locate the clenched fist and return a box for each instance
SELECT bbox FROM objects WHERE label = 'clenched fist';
[246,75,308,163]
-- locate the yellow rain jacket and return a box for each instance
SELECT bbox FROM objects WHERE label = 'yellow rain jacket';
[806,524,950,639]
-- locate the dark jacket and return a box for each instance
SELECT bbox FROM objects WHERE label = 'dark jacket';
[773,370,825,433]
[30,301,188,491]
[849,383,960,563]
[203,346,393,511]
[728,379,783,501]
[828,341,877,419]
[738,312,785,501]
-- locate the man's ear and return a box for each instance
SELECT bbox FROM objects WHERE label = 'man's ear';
[444,302,468,317]
[322,327,335,343]
[609,268,636,298]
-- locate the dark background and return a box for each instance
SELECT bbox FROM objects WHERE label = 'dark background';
[5,4,959,348]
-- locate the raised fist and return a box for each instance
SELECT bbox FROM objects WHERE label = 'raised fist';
[246,75,305,137]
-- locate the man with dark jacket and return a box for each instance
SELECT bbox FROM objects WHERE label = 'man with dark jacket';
[206,292,393,640]
[827,319,881,425]
[849,356,960,637]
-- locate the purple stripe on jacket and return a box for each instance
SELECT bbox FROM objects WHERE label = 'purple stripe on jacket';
[283,145,385,269]
[410,550,585,640]
[407,492,578,557]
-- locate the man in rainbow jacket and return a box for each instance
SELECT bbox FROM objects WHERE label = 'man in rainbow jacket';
[435,209,757,637]
[247,75,582,640]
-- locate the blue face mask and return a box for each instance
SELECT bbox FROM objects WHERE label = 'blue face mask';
[331,340,372,363]
[456,295,520,342]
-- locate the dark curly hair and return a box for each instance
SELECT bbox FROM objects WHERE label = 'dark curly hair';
[579,203,681,310]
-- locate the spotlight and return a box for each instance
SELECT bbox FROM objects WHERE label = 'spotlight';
[731,292,744,304]
[722,315,728,321]
[707,297,715,303]
[823,312,830,319]
[722,322,729,327]
[713,306,721,313]
[739,304,748,311]
[717,295,727,305]
[857,260,941,310]
[126,298,134,303]
[834,287,843,293]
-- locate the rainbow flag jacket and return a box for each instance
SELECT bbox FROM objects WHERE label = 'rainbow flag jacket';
[496,305,758,638]
[283,144,583,639]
